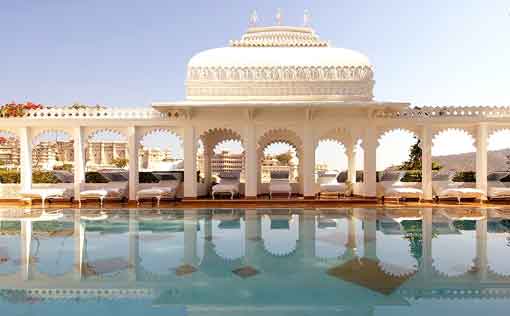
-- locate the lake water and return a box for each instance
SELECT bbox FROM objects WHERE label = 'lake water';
[1,207,510,315]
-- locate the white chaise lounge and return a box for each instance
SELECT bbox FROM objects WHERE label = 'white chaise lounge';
[137,179,179,206]
[79,186,126,207]
[379,171,423,203]
[433,173,484,204]
[317,171,346,199]
[487,172,510,200]
[19,188,68,207]
[212,172,241,200]
[269,171,292,199]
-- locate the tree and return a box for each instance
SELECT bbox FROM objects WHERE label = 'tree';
[275,152,292,166]
[399,137,442,171]
[111,157,129,169]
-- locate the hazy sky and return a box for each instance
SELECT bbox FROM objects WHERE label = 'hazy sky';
[2,1,510,170]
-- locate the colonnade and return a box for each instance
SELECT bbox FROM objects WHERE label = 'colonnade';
[15,122,492,201]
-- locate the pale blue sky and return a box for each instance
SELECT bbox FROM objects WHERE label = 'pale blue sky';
[2,1,510,170]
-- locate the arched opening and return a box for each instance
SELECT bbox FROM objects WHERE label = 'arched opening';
[487,129,510,193]
[432,129,476,197]
[199,128,244,197]
[376,129,419,197]
[32,130,74,184]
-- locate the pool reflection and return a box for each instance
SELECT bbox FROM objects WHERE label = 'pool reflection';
[1,207,510,315]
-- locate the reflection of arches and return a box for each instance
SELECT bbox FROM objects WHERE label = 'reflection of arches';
[261,214,299,256]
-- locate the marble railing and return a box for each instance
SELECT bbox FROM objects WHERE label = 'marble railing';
[374,106,510,120]
[0,107,182,120]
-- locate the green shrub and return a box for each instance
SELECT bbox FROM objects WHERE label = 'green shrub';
[452,171,476,182]
[85,172,109,183]
[139,172,159,183]
[0,170,20,183]
[401,170,422,182]
[32,171,60,184]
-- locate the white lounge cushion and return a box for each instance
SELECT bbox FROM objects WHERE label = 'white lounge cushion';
[270,181,292,193]
[212,183,239,193]
[387,187,423,198]
[489,187,510,198]
[320,183,345,193]
[440,188,483,199]
[137,187,175,197]
[80,189,109,198]
[19,188,66,198]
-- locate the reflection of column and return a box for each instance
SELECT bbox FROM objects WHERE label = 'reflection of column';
[19,127,32,192]
[303,124,315,198]
[363,126,377,198]
[74,210,85,280]
[73,127,86,201]
[345,213,357,258]
[362,211,377,260]
[127,126,139,201]
[299,210,316,259]
[245,210,261,265]
[476,124,488,200]
[475,210,488,280]
[421,126,433,200]
[128,211,140,282]
[421,208,433,280]
[183,126,197,198]
[204,214,212,241]
[183,211,198,266]
[20,221,32,281]
[245,123,258,198]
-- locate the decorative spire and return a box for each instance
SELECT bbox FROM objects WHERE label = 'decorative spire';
[249,10,258,27]
[303,9,311,27]
[275,8,282,25]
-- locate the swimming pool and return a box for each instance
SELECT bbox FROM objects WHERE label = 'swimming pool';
[1,207,510,315]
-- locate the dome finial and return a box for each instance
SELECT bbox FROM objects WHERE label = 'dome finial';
[249,10,258,27]
[303,9,311,27]
[275,8,283,25]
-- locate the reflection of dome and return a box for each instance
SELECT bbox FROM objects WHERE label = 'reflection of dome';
[187,26,374,102]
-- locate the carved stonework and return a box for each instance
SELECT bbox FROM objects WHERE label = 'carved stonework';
[187,66,373,82]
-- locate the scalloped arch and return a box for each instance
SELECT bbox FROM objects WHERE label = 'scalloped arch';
[200,128,243,152]
[432,128,475,144]
[33,129,73,143]
[377,127,419,146]
[257,128,303,159]
[138,128,183,145]
[87,128,126,140]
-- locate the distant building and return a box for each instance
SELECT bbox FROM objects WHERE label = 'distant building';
[0,137,20,169]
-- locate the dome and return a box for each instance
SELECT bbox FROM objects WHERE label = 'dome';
[186,26,374,102]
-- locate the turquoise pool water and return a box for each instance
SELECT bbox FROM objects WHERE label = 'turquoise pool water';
[1,207,510,315]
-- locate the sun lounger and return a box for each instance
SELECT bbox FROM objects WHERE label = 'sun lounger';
[269,171,292,199]
[318,171,346,199]
[385,187,423,203]
[212,172,241,200]
[137,185,177,207]
[18,188,68,207]
[79,187,125,207]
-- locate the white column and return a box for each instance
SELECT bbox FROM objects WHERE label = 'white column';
[421,126,433,200]
[303,124,315,198]
[127,126,139,201]
[347,142,357,185]
[183,126,197,198]
[20,221,32,281]
[19,127,32,192]
[476,124,488,200]
[363,126,377,198]
[245,124,258,198]
[100,142,107,165]
[73,127,86,201]
[112,143,118,160]
[203,148,212,195]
